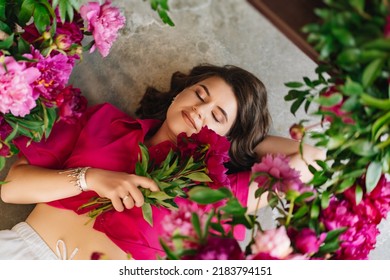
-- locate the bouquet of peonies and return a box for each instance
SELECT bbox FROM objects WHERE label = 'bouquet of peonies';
[0,0,126,172]
[159,153,390,260]
[80,126,232,226]
[0,0,173,172]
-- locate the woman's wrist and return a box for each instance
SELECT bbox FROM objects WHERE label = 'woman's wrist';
[59,167,91,192]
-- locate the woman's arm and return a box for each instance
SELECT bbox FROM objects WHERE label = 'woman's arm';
[254,135,326,182]
[0,156,159,212]
[246,135,326,213]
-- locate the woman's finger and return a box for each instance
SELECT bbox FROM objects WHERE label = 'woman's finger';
[122,194,135,209]
[129,175,159,192]
[127,187,144,207]
[111,196,125,212]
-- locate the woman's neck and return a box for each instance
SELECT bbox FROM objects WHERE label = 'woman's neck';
[145,122,175,147]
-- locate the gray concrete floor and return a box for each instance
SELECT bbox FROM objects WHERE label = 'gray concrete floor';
[0,0,388,259]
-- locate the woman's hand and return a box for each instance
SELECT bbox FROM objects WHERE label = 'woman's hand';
[86,168,159,212]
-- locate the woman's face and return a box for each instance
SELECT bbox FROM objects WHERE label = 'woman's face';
[164,76,238,140]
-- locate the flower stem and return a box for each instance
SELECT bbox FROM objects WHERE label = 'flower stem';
[285,198,295,226]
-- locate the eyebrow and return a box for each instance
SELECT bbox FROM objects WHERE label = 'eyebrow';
[199,84,229,123]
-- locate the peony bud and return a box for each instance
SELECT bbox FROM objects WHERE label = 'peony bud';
[289,123,305,140]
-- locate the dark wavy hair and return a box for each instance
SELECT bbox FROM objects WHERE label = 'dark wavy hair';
[136,64,271,172]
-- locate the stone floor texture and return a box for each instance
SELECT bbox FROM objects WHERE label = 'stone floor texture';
[0,0,388,259]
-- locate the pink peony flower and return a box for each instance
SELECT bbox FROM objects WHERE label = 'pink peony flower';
[250,227,293,259]
[184,236,244,260]
[251,154,304,193]
[0,57,41,117]
[320,86,354,124]
[290,228,326,255]
[80,0,126,57]
[25,48,75,101]
[161,201,207,248]
[55,86,87,123]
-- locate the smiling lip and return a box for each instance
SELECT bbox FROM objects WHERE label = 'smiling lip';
[182,111,197,130]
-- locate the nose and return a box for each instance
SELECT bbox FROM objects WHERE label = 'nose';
[192,105,201,119]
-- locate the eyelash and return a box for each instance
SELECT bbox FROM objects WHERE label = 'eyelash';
[195,90,221,123]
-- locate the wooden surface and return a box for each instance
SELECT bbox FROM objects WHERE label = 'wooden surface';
[247,0,324,62]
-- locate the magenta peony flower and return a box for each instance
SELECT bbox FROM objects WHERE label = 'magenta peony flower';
[385,16,390,38]
[80,0,126,57]
[0,115,12,141]
[177,126,231,188]
[251,154,304,193]
[320,86,354,124]
[366,175,390,220]
[55,86,87,123]
[250,227,293,259]
[0,57,41,117]
[25,48,75,101]
[290,228,326,255]
[184,236,244,260]
[55,21,84,51]
[320,198,379,259]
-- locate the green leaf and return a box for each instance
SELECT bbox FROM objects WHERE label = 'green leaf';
[284,82,304,88]
[336,177,356,193]
[0,1,5,21]
[58,0,67,23]
[188,186,230,204]
[318,239,341,254]
[365,161,382,194]
[372,111,390,141]
[141,203,153,226]
[183,172,212,182]
[191,212,202,239]
[146,191,174,200]
[355,184,363,205]
[19,0,35,26]
[34,4,51,34]
[362,58,384,88]
[360,93,390,111]
[292,204,309,220]
[0,33,14,49]
[5,123,19,143]
[325,226,347,240]
[310,199,320,219]
[350,139,377,157]
[349,0,365,14]
[314,93,343,106]
[0,156,5,171]
[340,77,364,96]
[290,97,305,116]
[219,198,247,215]
[332,28,355,46]
[0,19,11,34]
[337,48,361,65]
[362,38,390,51]
[17,36,31,54]
[321,191,330,209]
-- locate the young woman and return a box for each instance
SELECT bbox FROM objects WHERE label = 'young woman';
[0,64,325,260]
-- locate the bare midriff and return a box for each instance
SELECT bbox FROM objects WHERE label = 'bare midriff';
[26,203,129,260]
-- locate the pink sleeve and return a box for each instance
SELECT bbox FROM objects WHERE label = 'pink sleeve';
[228,170,251,241]
[13,104,104,169]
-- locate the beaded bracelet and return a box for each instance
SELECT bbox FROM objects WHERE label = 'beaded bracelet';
[59,167,91,192]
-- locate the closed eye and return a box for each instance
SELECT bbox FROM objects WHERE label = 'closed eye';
[195,90,205,102]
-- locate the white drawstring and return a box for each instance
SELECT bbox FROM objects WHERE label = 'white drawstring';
[55,240,79,260]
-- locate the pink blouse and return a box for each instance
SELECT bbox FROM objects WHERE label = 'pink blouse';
[14,103,250,259]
